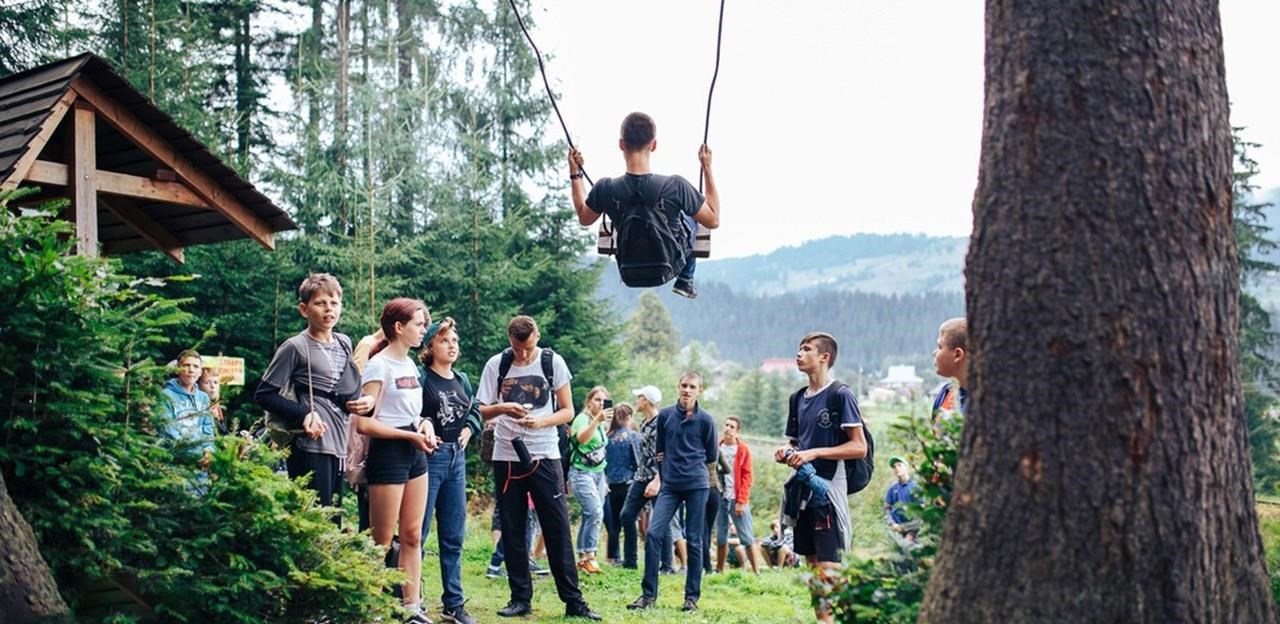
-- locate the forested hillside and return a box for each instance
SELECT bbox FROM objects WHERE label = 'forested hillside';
[691,232,966,295]
[599,274,963,369]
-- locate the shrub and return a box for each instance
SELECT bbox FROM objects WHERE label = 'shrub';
[806,411,963,623]
[0,196,399,622]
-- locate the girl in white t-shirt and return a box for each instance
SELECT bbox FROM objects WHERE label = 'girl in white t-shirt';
[359,298,439,624]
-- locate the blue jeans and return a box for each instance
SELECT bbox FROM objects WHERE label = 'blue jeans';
[715,497,755,546]
[680,212,697,281]
[642,487,708,602]
[619,479,670,568]
[569,468,607,555]
[423,443,467,610]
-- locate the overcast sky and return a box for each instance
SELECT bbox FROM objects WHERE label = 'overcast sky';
[526,0,1280,259]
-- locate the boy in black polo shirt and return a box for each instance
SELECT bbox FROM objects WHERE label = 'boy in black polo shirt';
[774,332,868,624]
[569,112,721,299]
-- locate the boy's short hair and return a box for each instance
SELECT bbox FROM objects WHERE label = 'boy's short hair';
[508,315,539,341]
[679,370,703,387]
[620,112,656,152]
[939,318,968,351]
[800,332,839,368]
[298,273,343,303]
[176,349,202,365]
[725,415,742,429]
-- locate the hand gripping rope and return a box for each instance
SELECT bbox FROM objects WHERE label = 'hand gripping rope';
[508,0,724,257]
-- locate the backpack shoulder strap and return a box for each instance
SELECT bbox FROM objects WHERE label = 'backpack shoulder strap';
[541,348,557,411]
[497,348,515,390]
[827,382,849,415]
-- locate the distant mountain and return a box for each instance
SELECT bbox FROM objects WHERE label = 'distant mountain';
[693,233,966,296]
[595,232,966,369]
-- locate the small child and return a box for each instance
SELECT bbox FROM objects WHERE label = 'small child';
[197,368,227,434]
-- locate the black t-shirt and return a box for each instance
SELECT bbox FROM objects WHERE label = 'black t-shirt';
[421,369,471,444]
[586,173,704,229]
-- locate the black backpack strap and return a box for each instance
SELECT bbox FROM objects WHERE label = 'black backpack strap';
[496,348,515,401]
[541,348,557,411]
[788,387,803,442]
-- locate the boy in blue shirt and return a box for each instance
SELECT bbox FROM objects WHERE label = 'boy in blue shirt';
[627,371,718,612]
[884,456,922,551]
[160,349,215,469]
[931,317,969,427]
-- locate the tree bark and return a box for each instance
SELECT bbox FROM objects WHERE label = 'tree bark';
[0,472,72,623]
[919,1,1277,622]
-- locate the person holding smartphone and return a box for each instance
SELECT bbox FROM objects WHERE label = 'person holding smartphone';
[569,386,612,574]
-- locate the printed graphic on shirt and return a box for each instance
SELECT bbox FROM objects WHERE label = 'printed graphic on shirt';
[500,374,550,408]
[395,376,420,390]
[434,390,465,428]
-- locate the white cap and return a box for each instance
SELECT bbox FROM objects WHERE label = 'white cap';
[632,385,662,405]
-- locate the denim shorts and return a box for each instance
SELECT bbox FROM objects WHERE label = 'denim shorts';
[365,427,428,485]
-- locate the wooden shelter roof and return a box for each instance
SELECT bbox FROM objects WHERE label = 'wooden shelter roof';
[0,53,295,261]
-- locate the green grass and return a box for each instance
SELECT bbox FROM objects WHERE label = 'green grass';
[417,525,813,622]
[412,403,927,622]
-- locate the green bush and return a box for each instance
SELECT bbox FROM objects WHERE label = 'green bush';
[0,196,399,622]
[806,412,963,623]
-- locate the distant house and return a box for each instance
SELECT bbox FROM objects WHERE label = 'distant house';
[881,365,923,388]
[760,358,796,377]
[865,365,925,405]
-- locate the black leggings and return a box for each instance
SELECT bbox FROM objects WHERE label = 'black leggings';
[605,482,631,561]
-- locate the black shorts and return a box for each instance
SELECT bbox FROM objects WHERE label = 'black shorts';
[365,428,428,485]
[793,504,842,563]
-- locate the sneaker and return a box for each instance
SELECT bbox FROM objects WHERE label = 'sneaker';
[578,558,602,574]
[405,610,434,624]
[439,605,476,624]
[672,278,698,299]
[485,564,507,579]
[529,559,551,576]
[682,598,698,612]
[659,566,676,575]
[496,601,531,617]
[627,595,656,610]
[565,602,602,621]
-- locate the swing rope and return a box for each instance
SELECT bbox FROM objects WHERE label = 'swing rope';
[507,0,592,186]
[699,0,726,194]
[508,0,725,244]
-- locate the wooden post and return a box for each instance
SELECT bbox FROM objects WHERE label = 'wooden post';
[69,101,98,257]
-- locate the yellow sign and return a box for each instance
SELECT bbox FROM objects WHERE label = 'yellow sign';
[203,356,245,386]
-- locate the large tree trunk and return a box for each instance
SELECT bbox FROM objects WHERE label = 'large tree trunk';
[919,1,1276,622]
[0,472,71,623]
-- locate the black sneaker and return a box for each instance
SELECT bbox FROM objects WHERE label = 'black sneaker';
[440,605,476,624]
[565,602,602,621]
[529,559,551,576]
[496,601,531,617]
[485,564,507,579]
[672,278,697,299]
[682,598,698,612]
[627,595,655,610]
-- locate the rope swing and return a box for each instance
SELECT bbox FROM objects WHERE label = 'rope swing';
[508,0,724,259]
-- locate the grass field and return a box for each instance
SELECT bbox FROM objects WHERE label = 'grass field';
[410,401,924,622]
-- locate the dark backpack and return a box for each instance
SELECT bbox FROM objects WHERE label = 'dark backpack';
[787,382,875,495]
[611,176,689,288]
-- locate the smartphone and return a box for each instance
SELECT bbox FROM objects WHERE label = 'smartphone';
[602,398,614,410]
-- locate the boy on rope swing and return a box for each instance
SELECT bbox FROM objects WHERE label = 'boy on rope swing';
[570,112,720,299]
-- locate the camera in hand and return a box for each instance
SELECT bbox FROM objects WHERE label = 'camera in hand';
[512,436,533,467]
[602,398,614,410]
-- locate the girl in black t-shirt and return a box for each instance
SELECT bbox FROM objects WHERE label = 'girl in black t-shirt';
[417,317,481,624]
